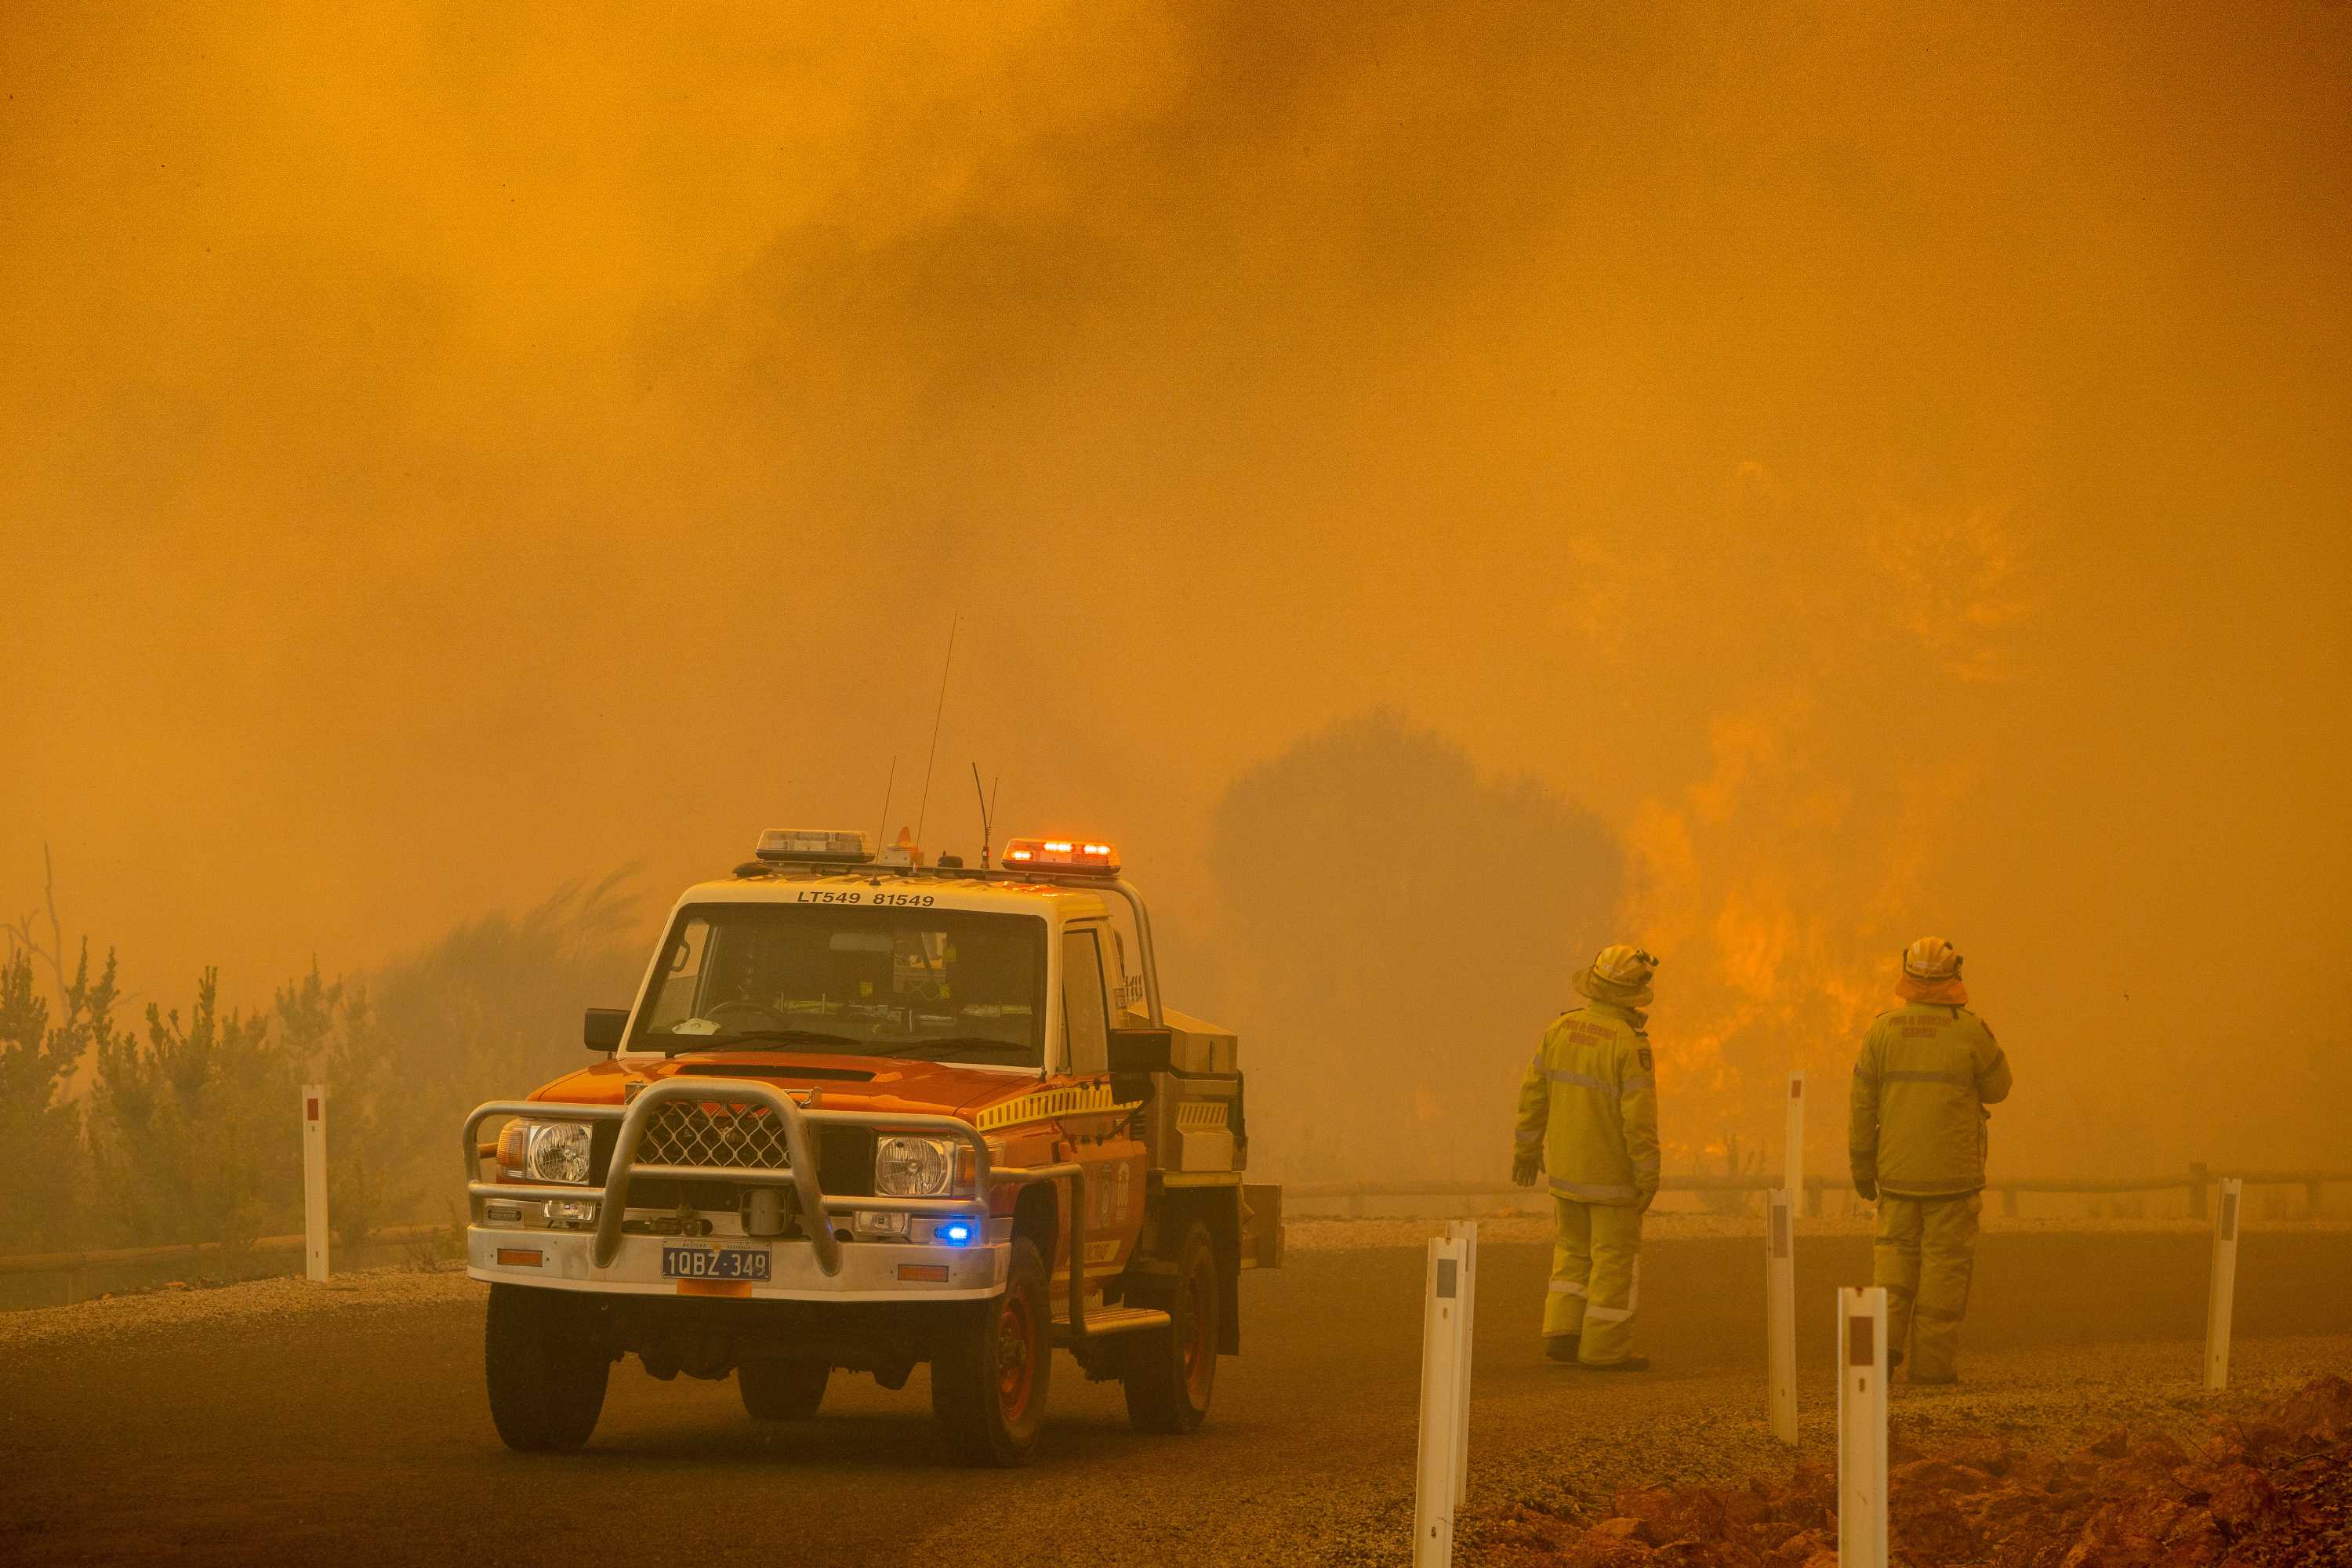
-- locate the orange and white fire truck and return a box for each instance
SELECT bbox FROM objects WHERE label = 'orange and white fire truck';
[462,829,1279,1465]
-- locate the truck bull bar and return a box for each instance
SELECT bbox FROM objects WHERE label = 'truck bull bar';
[462,1078,1094,1334]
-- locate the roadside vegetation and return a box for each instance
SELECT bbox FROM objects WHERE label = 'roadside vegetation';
[0,874,639,1258]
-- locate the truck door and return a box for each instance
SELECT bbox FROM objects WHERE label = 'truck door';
[1058,926,1144,1308]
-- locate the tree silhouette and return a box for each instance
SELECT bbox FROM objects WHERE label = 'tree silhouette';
[1203,711,1620,1185]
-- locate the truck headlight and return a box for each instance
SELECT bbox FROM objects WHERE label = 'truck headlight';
[875,1136,954,1197]
[497,1119,593,1185]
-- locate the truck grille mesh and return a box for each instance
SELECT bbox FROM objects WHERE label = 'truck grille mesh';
[639,1102,791,1171]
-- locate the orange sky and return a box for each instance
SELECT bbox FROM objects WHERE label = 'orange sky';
[4,2,2347,1173]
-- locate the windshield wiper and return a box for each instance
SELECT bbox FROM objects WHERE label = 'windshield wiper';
[861,1035,1029,1062]
[655,1028,856,1058]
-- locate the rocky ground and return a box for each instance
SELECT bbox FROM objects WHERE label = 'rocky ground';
[1468,1376,2352,1568]
[0,1261,479,1352]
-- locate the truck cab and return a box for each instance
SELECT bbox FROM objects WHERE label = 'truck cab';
[463,829,1279,1465]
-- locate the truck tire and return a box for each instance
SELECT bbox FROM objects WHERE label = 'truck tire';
[739,1359,829,1421]
[931,1236,1051,1467]
[485,1283,610,1452]
[1122,1220,1219,1433]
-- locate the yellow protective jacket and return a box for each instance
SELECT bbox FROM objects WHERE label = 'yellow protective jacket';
[1848,1004,2013,1199]
[1513,1003,1661,1206]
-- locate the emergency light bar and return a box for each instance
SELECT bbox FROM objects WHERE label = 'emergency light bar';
[1002,837,1120,875]
[753,828,876,864]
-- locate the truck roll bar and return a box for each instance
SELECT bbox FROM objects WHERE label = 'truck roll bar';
[1107,878,1164,1026]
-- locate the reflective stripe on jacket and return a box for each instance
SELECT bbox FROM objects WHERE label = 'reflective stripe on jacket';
[1513,1003,1661,1207]
[1849,1004,2012,1199]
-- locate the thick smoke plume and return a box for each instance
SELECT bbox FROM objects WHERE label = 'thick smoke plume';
[5,2,2347,1185]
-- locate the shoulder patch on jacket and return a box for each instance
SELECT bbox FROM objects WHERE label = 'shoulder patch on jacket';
[1638,1046,1653,1071]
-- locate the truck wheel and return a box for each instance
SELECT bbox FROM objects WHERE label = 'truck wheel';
[739,1359,829,1421]
[1123,1221,1219,1434]
[485,1283,610,1453]
[931,1236,1051,1466]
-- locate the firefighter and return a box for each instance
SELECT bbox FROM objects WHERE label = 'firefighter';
[1512,945,1662,1370]
[1848,936,2013,1385]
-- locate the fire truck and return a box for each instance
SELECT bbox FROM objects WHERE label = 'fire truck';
[462,829,1279,1465]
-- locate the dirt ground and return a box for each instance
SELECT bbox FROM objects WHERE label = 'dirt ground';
[2,1227,2347,1566]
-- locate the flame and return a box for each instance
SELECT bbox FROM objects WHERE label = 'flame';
[1610,481,2024,1177]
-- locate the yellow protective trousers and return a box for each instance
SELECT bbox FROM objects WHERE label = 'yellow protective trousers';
[1873,1192,1981,1381]
[1544,1198,1643,1364]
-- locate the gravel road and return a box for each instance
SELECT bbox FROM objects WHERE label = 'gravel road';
[4,1225,2347,1566]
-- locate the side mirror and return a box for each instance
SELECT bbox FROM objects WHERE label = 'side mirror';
[584,1008,629,1052]
[1108,1029,1171,1075]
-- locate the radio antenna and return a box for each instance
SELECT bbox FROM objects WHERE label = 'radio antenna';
[972,762,995,867]
[875,755,897,848]
[913,612,957,848]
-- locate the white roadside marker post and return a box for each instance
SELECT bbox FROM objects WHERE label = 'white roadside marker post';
[1837,1286,1889,1568]
[2204,1176,2243,1392]
[1413,1232,1469,1566]
[302,1083,329,1283]
[1445,1219,1479,1508]
[1766,1189,1798,1445]
[1785,1069,1806,1202]
[1766,1069,1804,1445]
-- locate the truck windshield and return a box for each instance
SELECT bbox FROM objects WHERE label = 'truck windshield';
[630,902,1047,1066]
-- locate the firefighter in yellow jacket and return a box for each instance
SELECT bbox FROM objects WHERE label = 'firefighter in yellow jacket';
[1849,937,2013,1384]
[1512,945,1662,1370]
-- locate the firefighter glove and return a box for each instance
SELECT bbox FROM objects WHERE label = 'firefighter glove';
[1512,1156,1540,1188]
[1854,1177,1878,1202]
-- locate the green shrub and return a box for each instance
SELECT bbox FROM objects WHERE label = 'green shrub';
[0,943,111,1250]
[86,968,296,1250]
[2,873,639,1257]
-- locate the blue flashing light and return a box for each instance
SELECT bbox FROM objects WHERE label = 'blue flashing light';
[940,1221,976,1246]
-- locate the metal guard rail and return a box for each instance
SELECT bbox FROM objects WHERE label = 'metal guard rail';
[1287,1167,2352,1220]
[463,1080,1094,1332]
[1284,1169,2352,1199]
